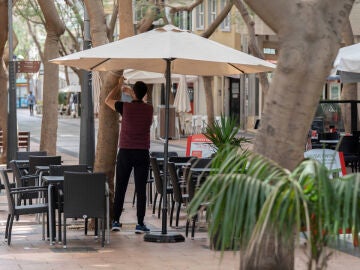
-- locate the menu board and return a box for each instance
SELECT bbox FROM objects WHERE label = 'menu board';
[304,149,346,176]
[186,134,216,158]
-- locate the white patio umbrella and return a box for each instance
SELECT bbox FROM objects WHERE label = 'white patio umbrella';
[124,69,198,84]
[51,25,275,75]
[51,24,275,242]
[173,75,191,113]
[332,42,360,82]
[173,75,191,136]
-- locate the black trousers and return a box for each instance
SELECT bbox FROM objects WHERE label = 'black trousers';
[113,148,150,224]
[29,104,34,115]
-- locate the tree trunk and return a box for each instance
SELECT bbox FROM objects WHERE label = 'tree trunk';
[242,230,295,270]
[0,0,8,163]
[38,0,65,155]
[108,3,118,42]
[249,0,353,170]
[243,1,354,269]
[203,76,214,124]
[84,0,135,219]
[137,4,156,33]
[83,0,117,216]
[118,0,133,38]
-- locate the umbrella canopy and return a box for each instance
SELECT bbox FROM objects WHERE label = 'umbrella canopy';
[333,43,360,82]
[51,25,275,75]
[173,75,191,113]
[124,69,198,84]
[50,24,275,241]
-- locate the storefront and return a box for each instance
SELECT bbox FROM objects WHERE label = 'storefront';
[16,78,29,108]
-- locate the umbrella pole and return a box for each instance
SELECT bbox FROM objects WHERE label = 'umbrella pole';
[144,59,185,243]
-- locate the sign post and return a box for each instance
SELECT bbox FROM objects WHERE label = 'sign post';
[7,0,17,165]
[16,61,41,73]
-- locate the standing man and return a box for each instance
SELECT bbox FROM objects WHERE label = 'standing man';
[105,76,153,234]
[27,91,36,116]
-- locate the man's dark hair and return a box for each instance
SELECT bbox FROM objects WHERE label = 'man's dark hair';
[133,81,147,100]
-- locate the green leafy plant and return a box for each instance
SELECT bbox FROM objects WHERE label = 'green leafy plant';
[188,145,360,269]
[203,115,251,151]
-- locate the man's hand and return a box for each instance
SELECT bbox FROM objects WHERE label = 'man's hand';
[118,76,125,86]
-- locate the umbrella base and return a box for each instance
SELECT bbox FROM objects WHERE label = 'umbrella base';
[144,232,185,243]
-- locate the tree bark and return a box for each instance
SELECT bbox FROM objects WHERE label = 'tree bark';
[108,2,118,42]
[118,0,134,38]
[203,76,214,124]
[0,0,8,163]
[26,19,44,62]
[38,0,65,155]
[243,1,354,269]
[137,6,156,33]
[249,0,353,169]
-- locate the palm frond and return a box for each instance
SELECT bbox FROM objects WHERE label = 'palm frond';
[189,141,360,267]
[188,146,288,251]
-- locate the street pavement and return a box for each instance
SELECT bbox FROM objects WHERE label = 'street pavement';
[0,109,358,269]
[17,108,187,159]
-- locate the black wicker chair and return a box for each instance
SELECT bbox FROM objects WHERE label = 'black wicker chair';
[0,169,48,245]
[185,158,212,239]
[132,152,178,207]
[28,155,62,175]
[9,160,40,205]
[150,157,173,218]
[16,151,47,160]
[168,162,189,227]
[62,172,109,248]
[48,164,89,243]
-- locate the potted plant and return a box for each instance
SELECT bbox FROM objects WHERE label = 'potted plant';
[188,144,360,269]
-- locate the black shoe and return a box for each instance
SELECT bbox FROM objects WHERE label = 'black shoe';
[111,221,121,232]
[135,224,150,234]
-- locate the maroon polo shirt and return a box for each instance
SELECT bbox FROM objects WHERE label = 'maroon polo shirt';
[115,100,153,150]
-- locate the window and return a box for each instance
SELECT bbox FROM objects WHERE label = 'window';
[176,11,190,30]
[220,0,231,31]
[329,82,341,100]
[195,3,204,29]
[208,0,217,25]
[263,48,276,55]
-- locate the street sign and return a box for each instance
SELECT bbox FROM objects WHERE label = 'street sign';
[16,61,41,73]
